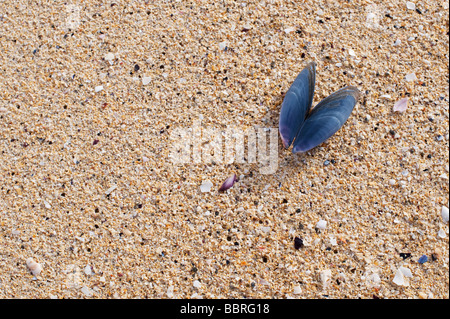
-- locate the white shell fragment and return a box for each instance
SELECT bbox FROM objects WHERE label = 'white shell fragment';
[316,220,327,230]
[81,286,93,297]
[320,269,332,288]
[406,2,416,10]
[200,180,213,193]
[26,258,42,276]
[393,97,408,113]
[105,185,117,195]
[94,85,104,92]
[293,285,302,294]
[441,206,449,223]
[167,285,174,298]
[218,41,228,50]
[44,200,51,209]
[399,266,412,277]
[405,73,417,82]
[104,52,115,61]
[393,267,412,286]
[393,268,406,286]
[284,27,296,33]
[84,265,93,276]
[142,76,152,85]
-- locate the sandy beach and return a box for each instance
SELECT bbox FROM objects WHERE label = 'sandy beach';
[0,0,448,299]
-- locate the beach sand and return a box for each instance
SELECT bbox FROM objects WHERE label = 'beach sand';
[0,0,448,299]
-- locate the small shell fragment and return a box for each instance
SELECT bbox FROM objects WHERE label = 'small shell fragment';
[316,220,327,230]
[393,97,408,113]
[218,174,237,192]
[104,52,115,61]
[26,258,42,276]
[105,185,117,195]
[399,266,412,277]
[441,206,449,223]
[284,27,296,33]
[142,76,151,85]
[200,180,213,193]
[406,2,416,10]
[320,269,332,288]
[81,286,93,297]
[405,73,417,82]
[393,268,406,286]
[218,41,228,50]
[167,285,174,298]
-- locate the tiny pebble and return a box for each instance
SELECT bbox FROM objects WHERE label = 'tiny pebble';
[323,160,330,166]
[193,280,201,288]
[348,49,356,57]
[294,237,303,249]
[418,255,428,264]
[94,85,103,92]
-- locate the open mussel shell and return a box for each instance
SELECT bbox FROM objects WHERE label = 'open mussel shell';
[278,62,360,153]
[292,86,360,153]
[278,62,316,148]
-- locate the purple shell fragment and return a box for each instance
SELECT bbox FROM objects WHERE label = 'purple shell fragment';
[218,174,237,192]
